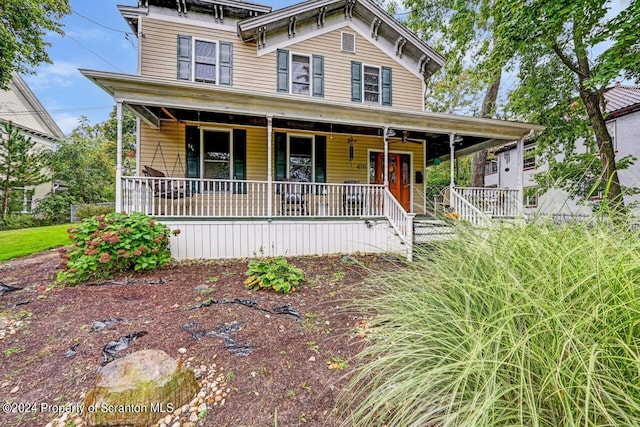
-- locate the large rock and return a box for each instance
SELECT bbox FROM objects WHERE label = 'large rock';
[84,349,198,426]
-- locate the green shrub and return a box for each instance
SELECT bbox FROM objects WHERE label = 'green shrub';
[36,193,77,224]
[76,204,114,221]
[57,212,179,285]
[245,257,304,293]
[342,221,640,426]
[0,213,35,230]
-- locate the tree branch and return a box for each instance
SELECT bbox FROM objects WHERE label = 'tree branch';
[551,44,587,78]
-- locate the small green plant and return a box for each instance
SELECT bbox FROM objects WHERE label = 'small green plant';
[4,346,20,356]
[198,408,207,419]
[299,413,308,423]
[257,366,270,376]
[244,257,304,293]
[226,370,235,381]
[326,356,349,370]
[332,270,346,281]
[206,276,219,283]
[57,212,179,285]
[286,389,297,398]
[306,341,319,352]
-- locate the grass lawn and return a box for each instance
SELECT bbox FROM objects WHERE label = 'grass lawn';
[0,224,71,261]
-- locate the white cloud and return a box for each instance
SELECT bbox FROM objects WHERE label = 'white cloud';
[26,61,80,90]
[53,112,83,135]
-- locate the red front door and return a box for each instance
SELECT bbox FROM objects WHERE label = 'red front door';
[372,153,411,211]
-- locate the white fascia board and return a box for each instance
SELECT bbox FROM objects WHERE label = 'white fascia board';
[144,7,240,32]
[255,15,424,81]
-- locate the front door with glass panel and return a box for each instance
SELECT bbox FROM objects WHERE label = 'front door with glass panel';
[288,136,313,182]
[370,152,411,211]
[202,130,230,191]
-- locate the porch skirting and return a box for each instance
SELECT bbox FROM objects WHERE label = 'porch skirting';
[161,218,407,260]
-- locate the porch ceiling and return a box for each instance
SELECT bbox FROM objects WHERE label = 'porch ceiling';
[80,69,543,161]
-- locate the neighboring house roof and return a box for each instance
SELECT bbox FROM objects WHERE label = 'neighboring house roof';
[604,84,640,119]
[0,73,65,141]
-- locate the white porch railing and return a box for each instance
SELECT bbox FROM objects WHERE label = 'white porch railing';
[449,187,492,227]
[121,177,386,218]
[455,187,522,218]
[383,188,414,259]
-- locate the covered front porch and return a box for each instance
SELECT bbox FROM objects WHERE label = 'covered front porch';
[83,69,542,260]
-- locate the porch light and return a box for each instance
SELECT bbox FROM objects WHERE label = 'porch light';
[454,135,464,143]
[348,136,356,161]
[385,128,396,137]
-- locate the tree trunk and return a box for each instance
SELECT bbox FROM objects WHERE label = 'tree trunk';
[580,87,624,211]
[471,70,502,187]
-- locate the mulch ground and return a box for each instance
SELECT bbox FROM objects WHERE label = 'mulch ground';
[0,250,397,426]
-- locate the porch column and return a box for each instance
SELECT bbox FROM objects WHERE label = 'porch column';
[516,135,524,214]
[383,127,390,188]
[449,133,455,189]
[115,101,123,212]
[267,115,273,217]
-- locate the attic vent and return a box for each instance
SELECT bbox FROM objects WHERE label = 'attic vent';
[342,32,356,52]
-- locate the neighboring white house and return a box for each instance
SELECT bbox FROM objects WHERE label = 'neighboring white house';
[484,84,640,217]
[0,73,65,212]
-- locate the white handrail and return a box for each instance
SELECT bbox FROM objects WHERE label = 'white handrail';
[455,186,522,218]
[449,187,492,227]
[382,188,414,260]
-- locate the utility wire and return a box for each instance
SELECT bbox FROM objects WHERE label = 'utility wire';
[72,9,134,35]
[67,35,125,73]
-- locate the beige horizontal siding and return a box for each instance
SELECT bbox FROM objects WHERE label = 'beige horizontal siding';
[140,17,423,111]
[140,122,425,213]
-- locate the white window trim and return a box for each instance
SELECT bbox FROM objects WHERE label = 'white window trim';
[362,63,381,105]
[523,144,536,170]
[286,134,315,182]
[523,186,538,208]
[192,37,219,84]
[289,51,312,96]
[200,127,233,179]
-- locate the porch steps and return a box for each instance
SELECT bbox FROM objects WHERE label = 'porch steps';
[413,217,454,244]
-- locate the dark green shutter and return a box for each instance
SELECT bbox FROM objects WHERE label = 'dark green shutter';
[177,35,192,80]
[314,136,326,183]
[275,132,287,191]
[381,66,392,106]
[277,50,289,93]
[312,55,324,97]
[219,41,233,86]
[232,129,246,193]
[351,61,362,102]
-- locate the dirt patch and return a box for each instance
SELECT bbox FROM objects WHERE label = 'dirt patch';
[0,250,394,426]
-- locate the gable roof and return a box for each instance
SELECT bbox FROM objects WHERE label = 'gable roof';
[0,73,64,140]
[604,84,640,119]
[238,0,444,78]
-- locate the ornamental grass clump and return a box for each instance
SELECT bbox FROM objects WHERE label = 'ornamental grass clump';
[57,212,178,285]
[341,221,640,426]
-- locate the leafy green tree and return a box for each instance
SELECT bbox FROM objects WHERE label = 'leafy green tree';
[405,0,505,186]
[0,0,70,90]
[491,0,639,213]
[0,121,50,219]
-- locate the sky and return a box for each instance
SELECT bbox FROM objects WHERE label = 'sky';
[22,0,630,135]
[22,0,297,135]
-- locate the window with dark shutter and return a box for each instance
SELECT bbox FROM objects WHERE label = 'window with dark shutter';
[312,55,324,97]
[277,50,289,93]
[219,41,233,86]
[177,35,192,80]
[315,135,327,187]
[232,129,246,193]
[351,61,362,102]
[275,132,287,181]
[381,66,392,106]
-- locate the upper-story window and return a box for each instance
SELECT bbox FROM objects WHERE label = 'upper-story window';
[177,35,233,86]
[523,144,536,170]
[277,49,324,97]
[351,62,392,106]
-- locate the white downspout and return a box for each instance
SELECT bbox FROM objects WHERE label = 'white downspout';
[383,127,390,189]
[116,101,123,212]
[267,115,273,218]
[449,133,455,189]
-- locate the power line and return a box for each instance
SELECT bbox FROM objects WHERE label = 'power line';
[67,35,125,73]
[71,9,134,36]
